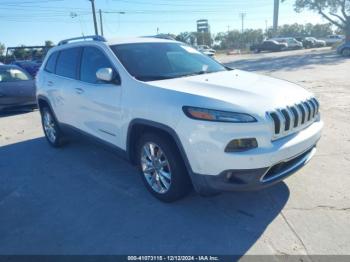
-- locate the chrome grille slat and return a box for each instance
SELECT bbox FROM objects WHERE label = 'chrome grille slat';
[276,110,286,134]
[305,100,314,121]
[281,109,291,131]
[290,106,299,128]
[269,112,281,134]
[286,107,295,130]
[309,99,317,118]
[298,103,306,124]
[268,98,320,140]
[295,104,303,126]
[302,102,311,122]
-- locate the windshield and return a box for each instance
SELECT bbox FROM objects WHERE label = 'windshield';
[110,42,227,81]
[0,67,32,82]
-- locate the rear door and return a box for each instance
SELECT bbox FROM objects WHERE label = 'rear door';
[52,47,82,126]
[263,41,272,51]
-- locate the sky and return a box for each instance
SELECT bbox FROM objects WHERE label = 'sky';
[1,0,327,48]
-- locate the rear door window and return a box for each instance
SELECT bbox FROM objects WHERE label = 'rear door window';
[56,47,81,79]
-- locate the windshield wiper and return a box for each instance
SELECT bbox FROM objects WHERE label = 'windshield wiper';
[135,75,177,81]
[179,71,208,78]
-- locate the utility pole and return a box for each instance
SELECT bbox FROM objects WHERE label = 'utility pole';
[89,0,99,35]
[273,0,279,34]
[99,9,104,36]
[239,13,246,34]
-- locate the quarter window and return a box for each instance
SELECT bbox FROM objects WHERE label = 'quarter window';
[80,47,113,84]
[56,47,81,79]
[45,52,59,73]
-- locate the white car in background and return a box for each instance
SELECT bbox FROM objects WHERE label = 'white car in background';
[197,45,216,56]
[272,37,303,50]
[323,35,345,46]
[36,36,323,202]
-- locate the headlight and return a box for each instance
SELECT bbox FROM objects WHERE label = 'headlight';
[182,106,257,123]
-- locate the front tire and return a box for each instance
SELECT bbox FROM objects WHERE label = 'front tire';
[137,133,192,202]
[41,107,65,147]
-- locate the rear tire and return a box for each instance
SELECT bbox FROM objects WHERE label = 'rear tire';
[40,107,65,147]
[137,133,192,202]
[342,48,350,57]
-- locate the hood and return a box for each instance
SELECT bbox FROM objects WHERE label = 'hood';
[148,70,313,114]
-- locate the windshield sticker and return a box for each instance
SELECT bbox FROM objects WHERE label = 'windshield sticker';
[202,64,209,72]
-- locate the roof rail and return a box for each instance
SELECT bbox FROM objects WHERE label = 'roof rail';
[58,35,106,46]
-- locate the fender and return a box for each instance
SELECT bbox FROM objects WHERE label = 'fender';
[126,119,213,194]
[37,95,59,122]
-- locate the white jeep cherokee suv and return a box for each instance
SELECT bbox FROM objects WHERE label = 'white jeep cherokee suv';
[36,36,323,202]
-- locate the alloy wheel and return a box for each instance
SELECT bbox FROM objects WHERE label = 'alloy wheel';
[43,110,57,143]
[141,142,172,194]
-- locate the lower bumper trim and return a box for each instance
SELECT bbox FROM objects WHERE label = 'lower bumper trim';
[261,146,316,183]
[192,145,317,193]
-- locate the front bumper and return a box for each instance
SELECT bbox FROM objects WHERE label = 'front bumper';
[195,145,316,192]
[176,117,323,193]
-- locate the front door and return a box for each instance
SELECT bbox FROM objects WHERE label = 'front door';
[74,46,123,147]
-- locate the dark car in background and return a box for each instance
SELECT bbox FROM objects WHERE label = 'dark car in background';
[305,37,326,47]
[250,40,287,53]
[0,65,36,111]
[296,37,326,48]
[296,37,313,48]
[337,42,350,57]
[11,60,41,77]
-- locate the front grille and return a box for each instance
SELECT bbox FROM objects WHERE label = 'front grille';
[268,98,319,140]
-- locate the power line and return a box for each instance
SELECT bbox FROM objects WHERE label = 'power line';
[1,0,64,4]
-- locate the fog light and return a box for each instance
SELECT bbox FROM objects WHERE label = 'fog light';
[225,138,258,152]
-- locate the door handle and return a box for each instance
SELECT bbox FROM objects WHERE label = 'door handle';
[47,81,54,87]
[75,88,84,94]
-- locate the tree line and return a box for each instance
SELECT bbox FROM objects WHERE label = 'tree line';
[175,23,339,50]
[175,0,350,50]
[0,40,54,63]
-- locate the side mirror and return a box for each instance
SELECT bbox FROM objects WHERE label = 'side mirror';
[96,68,115,82]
